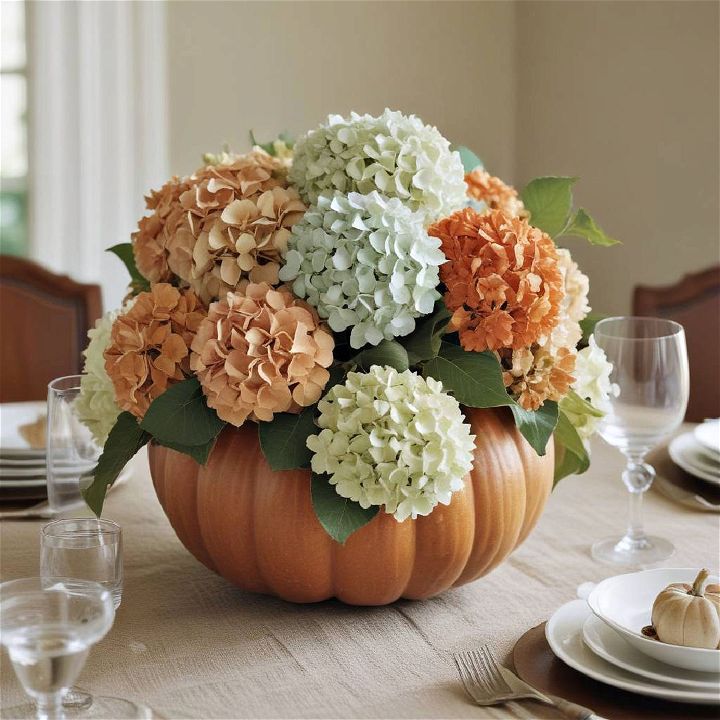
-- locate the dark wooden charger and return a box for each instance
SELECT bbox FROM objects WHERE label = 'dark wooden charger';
[513,623,718,720]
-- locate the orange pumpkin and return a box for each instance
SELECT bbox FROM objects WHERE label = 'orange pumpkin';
[149,406,553,605]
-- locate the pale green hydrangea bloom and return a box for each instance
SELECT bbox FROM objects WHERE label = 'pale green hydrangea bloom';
[75,308,123,446]
[290,109,466,220]
[307,365,475,522]
[568,334,619,439]
[279,190,445,349]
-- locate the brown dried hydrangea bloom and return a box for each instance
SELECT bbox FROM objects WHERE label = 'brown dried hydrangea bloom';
[167,151,307,304]
[465,169,528,219]
[500,345,576,411]
[132,177,191,283]
[430,208,564,352]
[191,282,334,426]
[104,284,206,418]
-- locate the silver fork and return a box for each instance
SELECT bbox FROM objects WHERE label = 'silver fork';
[454,646,596,719]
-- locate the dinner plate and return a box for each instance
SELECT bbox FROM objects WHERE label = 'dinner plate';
[669,433,720,485]
[695,420,720,457]
[0,464,91,479]
[546,600,720,704]
[582,613,720,689]
[0,401,47,456]
[0,477,47,488]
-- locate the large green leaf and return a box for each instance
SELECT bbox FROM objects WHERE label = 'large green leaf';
[350,339,409,373]
[553,409,590,483]
[107,243,150,293]
[511,401,559,457]
[140,377,226,447]
[401,302,451,365]
[564,208,620,246]
[560,390,603,420]
[521,176,578,237]
[155,436,218,466]
[258,408,317,471]
[422,342,512,408]
[311,473,378,544]
[82,412,150,516]
[579,312,606,347]
[451,145,484,173]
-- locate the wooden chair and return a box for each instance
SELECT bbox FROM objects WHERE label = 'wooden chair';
[0,256,102,402]
[633,266,720,422]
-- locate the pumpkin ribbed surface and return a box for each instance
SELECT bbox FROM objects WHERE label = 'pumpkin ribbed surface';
[149,407,553,605]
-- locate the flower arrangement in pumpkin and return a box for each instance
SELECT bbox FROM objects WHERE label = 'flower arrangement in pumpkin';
[78,109,619,543]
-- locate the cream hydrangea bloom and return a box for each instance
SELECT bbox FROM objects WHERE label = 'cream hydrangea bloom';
[280,191,444,349]
[307,365,475,522]
[568,334,619,439]
[75,308,124,445]
[290,109,466,220]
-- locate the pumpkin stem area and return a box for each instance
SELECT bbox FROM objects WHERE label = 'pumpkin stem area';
[691,568,709,596]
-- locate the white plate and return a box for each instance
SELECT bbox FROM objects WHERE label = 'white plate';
[0,456,46,467]
[669,433,720,485]
[547,600,720,704]
[696,420,720,457]
[0,464,91,479]
[587,568,720,673]
[583,613,720,689]
[0,401,47,456]
[0,477,47,488]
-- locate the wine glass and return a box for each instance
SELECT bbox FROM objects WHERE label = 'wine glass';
[0,578,152,719]
[592,317,689,565]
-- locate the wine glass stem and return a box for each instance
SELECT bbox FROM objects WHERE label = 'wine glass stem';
[620,455,655,549]
[626,489,646,543]
[35,693,65,720]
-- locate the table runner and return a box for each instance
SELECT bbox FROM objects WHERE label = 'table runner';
[2,429,718,719]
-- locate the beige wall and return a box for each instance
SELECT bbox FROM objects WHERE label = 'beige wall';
[516,0,720,316]
[167,1,517,179]
[167,0,720,317]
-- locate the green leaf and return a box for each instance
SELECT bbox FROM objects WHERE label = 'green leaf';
[564,208,620,246]
[154,436,218,465]
[351,339,409,373]
[451,145,484,173]
[422,342,512,408]
[107,243,150,293]
[324,365,347,394]
[258,407,317,471]
[81,412,150,516]
[249,129,276,155]
[510,401,559,456]
[560,390,603,420]
[579,312,606,347]
[553,409,590,483]
[521,176,578,237]
[140,377,226,447]
[401,302,451,365]
[311,473,378,544]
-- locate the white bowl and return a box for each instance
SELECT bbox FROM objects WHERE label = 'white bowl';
[587,568,720,673]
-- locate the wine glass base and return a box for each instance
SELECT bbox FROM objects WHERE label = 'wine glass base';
[591,535,675,566]
[0,696,160,719]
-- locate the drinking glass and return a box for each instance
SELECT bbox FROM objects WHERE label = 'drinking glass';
[0,578,151,720]
[46,376,102,514]
[41,519,123,609]
[592,317,689,565]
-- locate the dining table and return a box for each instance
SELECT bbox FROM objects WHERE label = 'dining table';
[1,426,719,720]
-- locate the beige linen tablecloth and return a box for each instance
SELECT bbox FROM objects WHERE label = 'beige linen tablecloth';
[1,432,718,719]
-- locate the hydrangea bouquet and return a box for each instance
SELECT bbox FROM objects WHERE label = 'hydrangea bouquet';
[79,109,618,543]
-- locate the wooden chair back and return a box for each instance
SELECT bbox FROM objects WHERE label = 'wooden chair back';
[633,266,720,422]
[0,256,102,402]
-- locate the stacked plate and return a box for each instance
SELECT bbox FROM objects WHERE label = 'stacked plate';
[0,401,50,502]
[546,569,720,705]
[669,419,720,485]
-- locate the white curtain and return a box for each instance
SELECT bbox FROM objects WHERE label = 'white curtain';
[27,0,168,310]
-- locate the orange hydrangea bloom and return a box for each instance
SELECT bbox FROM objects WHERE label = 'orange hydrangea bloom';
[104,284,206,418]
[429,208,563,352]
[191,282,334,427]
[465,169,527,219]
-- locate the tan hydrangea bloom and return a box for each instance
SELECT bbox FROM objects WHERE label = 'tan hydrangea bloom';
[465,169,528,219]
[168,151,307,304]
[132,177,191,283]
[191,282,334,426]
[104,284,206,418]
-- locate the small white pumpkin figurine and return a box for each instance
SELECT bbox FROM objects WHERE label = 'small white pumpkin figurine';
[651,569,720,649]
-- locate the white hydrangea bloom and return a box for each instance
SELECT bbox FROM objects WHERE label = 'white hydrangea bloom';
[290,109,466,220]
[75,308,123,445]
[279,191,445,349]
[569,334,619,439]
[549,248,591,350]
[307,365,475,522]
